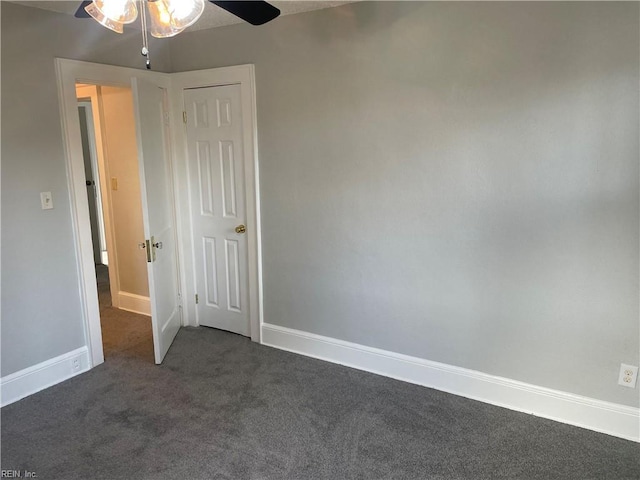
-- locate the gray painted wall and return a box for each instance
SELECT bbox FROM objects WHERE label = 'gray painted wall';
[0,2,171,376]
[169,1,639,406]
[2,1,638,408]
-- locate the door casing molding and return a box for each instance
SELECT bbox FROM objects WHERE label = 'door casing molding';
[56,59,174,368]
[170,65,263,343]
[56,59,263,368]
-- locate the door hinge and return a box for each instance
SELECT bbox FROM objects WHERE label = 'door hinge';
[183,111,187,124]
[195,294,199,304]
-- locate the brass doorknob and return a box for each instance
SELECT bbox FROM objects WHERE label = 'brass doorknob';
[235,224,246,234]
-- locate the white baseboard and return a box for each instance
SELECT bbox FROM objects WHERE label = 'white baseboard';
[261,323,640,442]
[1,347,90,407]
[118,291,151,316]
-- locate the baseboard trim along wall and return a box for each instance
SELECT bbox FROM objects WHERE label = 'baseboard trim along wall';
[261,323,640,442]
[1,347,90,407]
[118,291,151,316]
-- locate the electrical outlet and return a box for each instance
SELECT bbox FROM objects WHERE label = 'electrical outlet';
[618,364,638,388]
[72,358,81,373]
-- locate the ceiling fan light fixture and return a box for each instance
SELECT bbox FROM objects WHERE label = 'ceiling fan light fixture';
[147,0,184,38]
[84,2,125,33]
[90,0,138,24]
[75,0,280,68]
[147,0,205,37]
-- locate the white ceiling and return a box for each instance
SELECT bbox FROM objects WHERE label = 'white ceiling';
[10,0,355,30]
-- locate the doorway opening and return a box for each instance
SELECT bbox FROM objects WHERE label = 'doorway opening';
[76,83,154,363]
[58,60,257,370]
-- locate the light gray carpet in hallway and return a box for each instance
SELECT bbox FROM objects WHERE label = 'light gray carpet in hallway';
[1,326,638,480]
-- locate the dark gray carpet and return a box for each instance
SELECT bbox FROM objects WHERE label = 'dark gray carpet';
[2,326,638,479]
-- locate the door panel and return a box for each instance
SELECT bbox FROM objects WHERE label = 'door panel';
[132,77,181,363]
[185,85,249,336]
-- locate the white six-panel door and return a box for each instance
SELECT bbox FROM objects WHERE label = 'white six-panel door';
[185,85,250,336]
[132,77,182,363]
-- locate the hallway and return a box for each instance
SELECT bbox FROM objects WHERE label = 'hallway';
[96,264,154,363]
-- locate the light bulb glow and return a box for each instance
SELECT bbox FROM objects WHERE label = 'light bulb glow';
[170,0,203,23]
[91,0,138,24]
[85,2,124,33]
[156,1,204,26]
[147,0,204,38]
[147,0,181,37]
[87,0,205,39]
[158,6,171,26]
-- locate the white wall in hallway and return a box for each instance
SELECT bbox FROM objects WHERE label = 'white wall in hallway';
[99,86,150,299]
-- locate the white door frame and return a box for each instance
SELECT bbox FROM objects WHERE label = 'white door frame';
[55,58,178,367]
[170,65,263,343]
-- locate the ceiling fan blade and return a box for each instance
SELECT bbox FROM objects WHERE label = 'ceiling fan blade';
[210,1,280,26]
[74,1,92,18]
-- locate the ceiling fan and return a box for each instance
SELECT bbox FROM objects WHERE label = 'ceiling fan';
[75,0,280,27]
[74,0,280,68]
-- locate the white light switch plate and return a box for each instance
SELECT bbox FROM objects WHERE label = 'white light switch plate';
[40,191,53,210]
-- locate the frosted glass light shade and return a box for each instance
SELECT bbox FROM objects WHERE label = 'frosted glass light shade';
[85,2,124,33]
[147,0,205,38]
[91,0,138,24]
[147,0,184,38]
[148,22,186,39]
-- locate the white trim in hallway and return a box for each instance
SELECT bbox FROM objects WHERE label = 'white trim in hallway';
[118,291,151,316]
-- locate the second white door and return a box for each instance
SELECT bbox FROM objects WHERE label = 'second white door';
[185,84,250,336]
